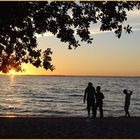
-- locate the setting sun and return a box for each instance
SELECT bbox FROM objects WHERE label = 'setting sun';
[7,69,17,75]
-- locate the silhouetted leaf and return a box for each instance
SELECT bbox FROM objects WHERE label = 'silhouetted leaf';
[0,1,140,73]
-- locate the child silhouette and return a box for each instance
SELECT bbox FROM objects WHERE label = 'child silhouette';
[123,89,133,117]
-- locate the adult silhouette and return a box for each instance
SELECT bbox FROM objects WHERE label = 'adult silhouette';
[84,82,96,117]
[95,86,104,118]
[123,89,133,117]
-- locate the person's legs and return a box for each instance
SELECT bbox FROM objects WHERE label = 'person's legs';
[126,110,130,117]
[125,111,127,116]
[88,107,90,117]
[99,104,103,118]
[125,104,130,117]
[94,105,97,117]
[92,103,96,118]
[126,105,130,117]
[87,103,91,117]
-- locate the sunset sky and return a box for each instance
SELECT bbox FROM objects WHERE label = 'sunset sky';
[2,10,140,76]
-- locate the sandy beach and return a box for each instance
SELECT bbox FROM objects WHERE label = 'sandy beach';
[0,116,139,138]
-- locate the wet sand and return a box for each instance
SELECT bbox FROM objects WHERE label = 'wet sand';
[0,116,139,138]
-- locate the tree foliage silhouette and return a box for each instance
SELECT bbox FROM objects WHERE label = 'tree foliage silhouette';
[0,1,140,73]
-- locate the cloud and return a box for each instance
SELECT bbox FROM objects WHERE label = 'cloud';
[91,10,140,34]
[35,9,140,38]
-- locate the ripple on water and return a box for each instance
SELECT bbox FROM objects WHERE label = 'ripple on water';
[0,76,140,117]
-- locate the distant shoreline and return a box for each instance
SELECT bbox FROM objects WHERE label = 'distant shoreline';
[0,74,140,78]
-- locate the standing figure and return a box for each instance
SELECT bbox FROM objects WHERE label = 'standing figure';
[123,89,133,117]
[95,86,104,118]
[84,82,96,117]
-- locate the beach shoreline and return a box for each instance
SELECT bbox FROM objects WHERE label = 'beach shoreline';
[0,116,139,138]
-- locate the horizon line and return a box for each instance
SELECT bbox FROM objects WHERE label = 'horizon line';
[0,74,140,78]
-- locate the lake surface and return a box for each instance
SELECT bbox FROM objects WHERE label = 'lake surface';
[0,75,140,117]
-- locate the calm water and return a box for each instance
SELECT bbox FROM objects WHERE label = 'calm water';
[0,75,140,117]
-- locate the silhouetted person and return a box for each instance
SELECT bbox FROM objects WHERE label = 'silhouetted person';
[95,86,104,118]
[123,89,133,117]
[84,82,96,117]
